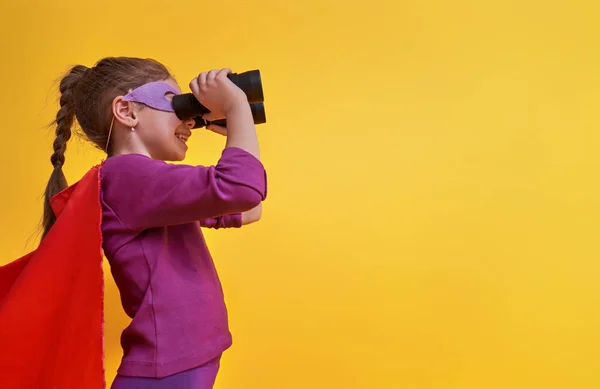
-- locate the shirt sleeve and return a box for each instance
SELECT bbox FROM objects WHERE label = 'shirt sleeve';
[199,213,243,229]
[100,147,267,231]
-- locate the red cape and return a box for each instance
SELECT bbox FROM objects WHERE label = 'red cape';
[0,165,105,388]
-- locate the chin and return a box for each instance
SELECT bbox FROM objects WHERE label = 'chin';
[175,147,188,160]
[156,150,186,162]
[167,152,186,162]
[154,141,188,161]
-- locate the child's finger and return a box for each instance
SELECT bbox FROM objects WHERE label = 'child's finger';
[206,124,228,136]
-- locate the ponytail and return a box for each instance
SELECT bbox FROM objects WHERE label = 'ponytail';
[41,65,88,239]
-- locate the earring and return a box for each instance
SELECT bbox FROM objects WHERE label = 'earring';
[131,127,135,132]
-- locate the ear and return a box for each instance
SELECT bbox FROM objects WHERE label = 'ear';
[112,95,139,128]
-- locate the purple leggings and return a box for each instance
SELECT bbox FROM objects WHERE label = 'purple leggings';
[110,356,221,389]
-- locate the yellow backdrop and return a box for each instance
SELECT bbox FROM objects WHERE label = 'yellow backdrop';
[1,0,599,388]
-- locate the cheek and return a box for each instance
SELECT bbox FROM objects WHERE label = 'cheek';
[162,112,182,131]
[146,112,181,138]
[167,115,183,131]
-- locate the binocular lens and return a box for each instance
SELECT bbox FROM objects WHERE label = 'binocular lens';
[228,70,264,103]
[172,69,266,129]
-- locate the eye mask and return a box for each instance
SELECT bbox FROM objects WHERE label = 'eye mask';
[122,81,178,112]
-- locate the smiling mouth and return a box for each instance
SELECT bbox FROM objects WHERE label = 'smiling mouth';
[175,134,189,143]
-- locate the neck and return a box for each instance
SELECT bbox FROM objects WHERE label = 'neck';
[109,144,151,158]
[109,129,152,159]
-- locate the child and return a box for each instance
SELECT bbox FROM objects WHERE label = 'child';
[41,57,266,388]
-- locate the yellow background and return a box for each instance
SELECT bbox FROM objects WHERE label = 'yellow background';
[1,0,599,388]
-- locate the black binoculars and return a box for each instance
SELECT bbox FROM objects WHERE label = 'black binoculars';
[172,70,266,129]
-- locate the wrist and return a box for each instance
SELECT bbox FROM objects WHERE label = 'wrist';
[224,96,251,116]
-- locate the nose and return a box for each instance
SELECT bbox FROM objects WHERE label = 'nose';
[184,118,195,129]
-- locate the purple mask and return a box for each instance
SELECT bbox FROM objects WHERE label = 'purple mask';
[122,81,179,112]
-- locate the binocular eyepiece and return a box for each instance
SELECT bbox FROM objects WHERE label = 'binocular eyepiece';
[172,70,267,129]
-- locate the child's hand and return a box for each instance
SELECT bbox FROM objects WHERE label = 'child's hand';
[189,69,247,120]
[206,123,228,136]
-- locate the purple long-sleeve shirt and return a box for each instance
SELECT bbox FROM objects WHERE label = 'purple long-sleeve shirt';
[100,147,267,378]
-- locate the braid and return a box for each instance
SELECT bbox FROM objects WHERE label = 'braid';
[42,65,88,239]
[50,95,74,167]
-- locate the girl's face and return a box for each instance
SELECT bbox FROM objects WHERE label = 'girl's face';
[133,78,195,161]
